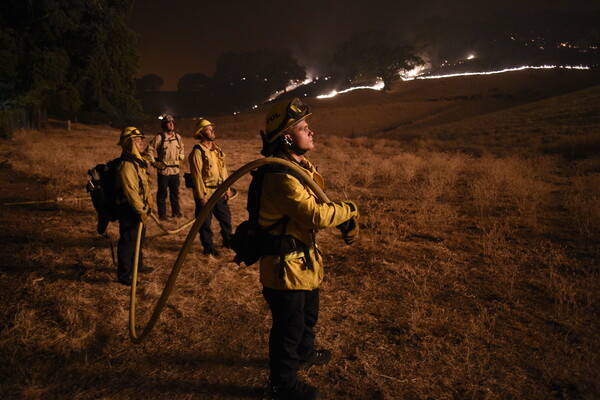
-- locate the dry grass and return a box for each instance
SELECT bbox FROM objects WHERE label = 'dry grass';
[1,70,599,399]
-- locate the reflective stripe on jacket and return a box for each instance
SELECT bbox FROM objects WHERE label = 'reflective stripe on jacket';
[188,142,229,200]
[145,132,185,175]
[259,154,358,290]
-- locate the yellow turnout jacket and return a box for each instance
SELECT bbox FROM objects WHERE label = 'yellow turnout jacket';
[188,142,229,200]
[116,140,153,218]
[259,154,358,290]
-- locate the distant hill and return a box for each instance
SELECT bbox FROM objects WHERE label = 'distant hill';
[201,68,600,150]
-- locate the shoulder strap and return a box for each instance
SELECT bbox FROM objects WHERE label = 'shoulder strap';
[193,143,204,155]
[157,132,166,160]
[248,165,292,229]
[116,156,145,197]
[193,144,209,172]
[264,163,306,186]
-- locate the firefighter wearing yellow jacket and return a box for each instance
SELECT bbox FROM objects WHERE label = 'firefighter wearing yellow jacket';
[259,99,359,400]
[189,119,232,256]
[115,127,154,286]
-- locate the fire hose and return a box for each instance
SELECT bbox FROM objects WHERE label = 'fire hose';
[148,188,238,235]
[129,157,330,343]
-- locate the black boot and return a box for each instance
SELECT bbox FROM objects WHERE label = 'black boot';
[203,247,220,256]
[270,380,318,400]
[299,349,332,369]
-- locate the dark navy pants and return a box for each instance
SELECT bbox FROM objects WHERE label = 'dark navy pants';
[263,287,319,387]
[157,174,181,218]
[117,211,146,281]
[195,196,232,250]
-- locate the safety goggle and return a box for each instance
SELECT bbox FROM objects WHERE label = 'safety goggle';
[287,98,310,121]
[272,99,311,137]
[123,128,144,139]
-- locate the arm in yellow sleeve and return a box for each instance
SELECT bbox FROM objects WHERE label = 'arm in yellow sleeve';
[189,148,207,200]
[117,162,148,216]
[264,173,358,230]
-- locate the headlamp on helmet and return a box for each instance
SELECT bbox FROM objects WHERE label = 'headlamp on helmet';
[160,114,175,130]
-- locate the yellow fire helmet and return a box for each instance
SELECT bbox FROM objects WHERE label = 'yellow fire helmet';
[263,98,311,143]
[117,126,144,146]
[194,118,214,139]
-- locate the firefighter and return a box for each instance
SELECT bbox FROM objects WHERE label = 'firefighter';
[189,118,232,256]
[115,127,154,286]
[258,99,359,399]
[144,114,185,220]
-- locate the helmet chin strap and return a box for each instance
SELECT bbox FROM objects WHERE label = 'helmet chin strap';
[284,137,306,156]
[201,132,215,142]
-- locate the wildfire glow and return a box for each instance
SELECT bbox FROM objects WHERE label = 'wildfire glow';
[268,78,314,102]
[266,61,591,106]
[407,65,590,81]
[316,81,385,99]
[400,64,429,80]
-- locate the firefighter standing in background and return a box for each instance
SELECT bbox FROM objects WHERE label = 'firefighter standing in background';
[258,99,359,400]
[144,114,185,220]
[115,127,154,286]
[189,119,232,256]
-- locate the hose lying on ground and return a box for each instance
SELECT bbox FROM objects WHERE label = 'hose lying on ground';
[129,157,330,344]
[147,188,238,236]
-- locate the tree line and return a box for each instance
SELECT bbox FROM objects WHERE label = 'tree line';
[137,32,423,116]
[0,1,424,124]
[0,0,142,126]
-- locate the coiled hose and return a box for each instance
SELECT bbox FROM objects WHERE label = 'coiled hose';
[129,157,330,343]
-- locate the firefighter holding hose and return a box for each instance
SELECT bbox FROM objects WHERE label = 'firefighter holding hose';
[257,99,359,399]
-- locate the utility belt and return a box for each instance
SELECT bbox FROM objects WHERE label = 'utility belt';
[156,158,180,167]
[262,233,315,277]
[204,178,223,189]
[261,234,305,256]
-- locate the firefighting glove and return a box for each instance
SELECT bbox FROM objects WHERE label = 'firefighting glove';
[337,216,359,245]
[140,207,151,224]
[153,161,167,171]
[336,202,359,245]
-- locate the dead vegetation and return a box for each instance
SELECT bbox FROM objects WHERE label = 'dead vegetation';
[0,69,599,399]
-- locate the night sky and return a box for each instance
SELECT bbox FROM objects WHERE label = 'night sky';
[130,0,598,90]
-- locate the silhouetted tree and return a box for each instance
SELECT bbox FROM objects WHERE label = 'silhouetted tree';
[215,49,306,93]
[137,74,164,92]
[0,0,142,122]
[177,73,211,91]
[332,31,423,91]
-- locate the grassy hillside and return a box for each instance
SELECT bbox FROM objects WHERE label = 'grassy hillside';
[0,69,599,399]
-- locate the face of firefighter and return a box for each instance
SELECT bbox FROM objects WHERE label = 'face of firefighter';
[201,125,216,141]
[286,119,314,154]
[164,120,175,133]
[134,137,145,153]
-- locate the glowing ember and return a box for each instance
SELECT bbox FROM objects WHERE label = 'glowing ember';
[400,64,429,80]
[316,81,385,99]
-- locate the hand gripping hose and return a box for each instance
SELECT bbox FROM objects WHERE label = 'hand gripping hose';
[129,157,330,343]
